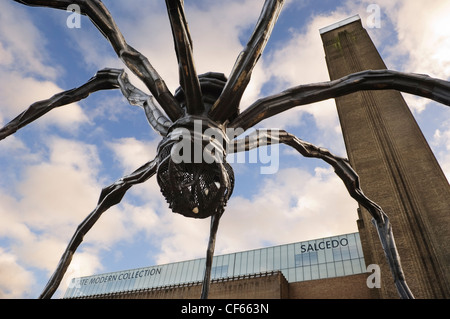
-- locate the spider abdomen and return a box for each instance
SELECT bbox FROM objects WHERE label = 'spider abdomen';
[156,117,234,219]
[174,72,228,115]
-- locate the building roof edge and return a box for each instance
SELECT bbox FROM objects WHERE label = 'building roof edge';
[319,15,361,34]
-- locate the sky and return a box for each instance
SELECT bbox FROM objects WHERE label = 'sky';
[0,0,449,299]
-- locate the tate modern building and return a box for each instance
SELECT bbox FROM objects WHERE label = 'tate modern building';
[64,232,375,299]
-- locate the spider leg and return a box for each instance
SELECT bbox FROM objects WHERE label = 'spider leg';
[0,68,122,141]
[230,129,414,299]
[200,160,232,299]
[13,0,183,121]
[39,158,159,299]
[117,72,172,136]
[200,210,223,299]
[165,0,204,115]
[230,69,450,131]
[209,0,285,122]
[0,68,171,139]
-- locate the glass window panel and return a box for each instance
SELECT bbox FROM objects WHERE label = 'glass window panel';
[110,275,120,292]
[343,260,353,275]
[221,255,229,277]
[227,254,234,277]
[335,261,344,276]
[345,234,355,248]
[192,259,202,282]
[134,269,144,290]
[260,249,267,272]
[349,243,360,259]
[288,244,295,268]
[180,262,188,283]
[116,276,125,293]
[159,264,169,286]
[223,265,229,278]
[326,262,336,278]
[83,281,93,296]
[254,249,261,273]
[247,251,254,274]
[173,263,183,284]
[163,264,171,285]
[197,260,206,282]
[274,246,281,270]
[138,270,147,289]
[303,266,312,281]
[295,266,303,282]
[295,242,302,255]
[333,248,342,261]
[341,245,351,260]
[351,258,362,274]
[267,248,274,271]
[319,263,328,279]
[169,263,178,285]
[317,249,326,264]
[280,245,288,269]
[212,265,228,279]
[295,254,302,267]
[129,277,137,291]
[160,265,169,286]
[311,264,319,280]
[180,262,189,283]
[186,261,195,282]
[138,269,148,289]
[309,251,318,265]
[146,269,155,288]
[288,268,295,282]
[325,248,333,263]
[216,255,223,270]
[235,253,242,275]
[240,252,248,275]
[302,252,310,266]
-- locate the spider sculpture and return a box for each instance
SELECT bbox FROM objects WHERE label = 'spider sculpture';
[2,0,450,299]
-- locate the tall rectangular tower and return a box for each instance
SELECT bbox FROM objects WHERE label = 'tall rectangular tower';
[320,16,450,298]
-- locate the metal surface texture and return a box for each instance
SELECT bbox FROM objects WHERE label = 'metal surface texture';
[2,0,450,299]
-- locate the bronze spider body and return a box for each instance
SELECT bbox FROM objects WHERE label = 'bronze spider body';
[2,0,450,299]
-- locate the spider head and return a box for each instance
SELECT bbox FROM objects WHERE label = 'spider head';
[156,116,234,219]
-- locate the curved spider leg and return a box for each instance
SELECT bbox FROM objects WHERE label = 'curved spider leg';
[13,0,183,121]
[165,0,204,115]
[230,129,414,299]
[209,0,285,122]
[0,68,123,141]
[200,160,232,299]
[117,72,172,136]
[39,158,159,299]
[201,210,223,299]
[230,69,450,131]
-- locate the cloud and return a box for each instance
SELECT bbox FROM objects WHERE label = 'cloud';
[0,248,35,298]
[358,0,450,113]
[0,2,89,135]
[0,136,117,297]
[0,71,89,135]
[0,1,59,78]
